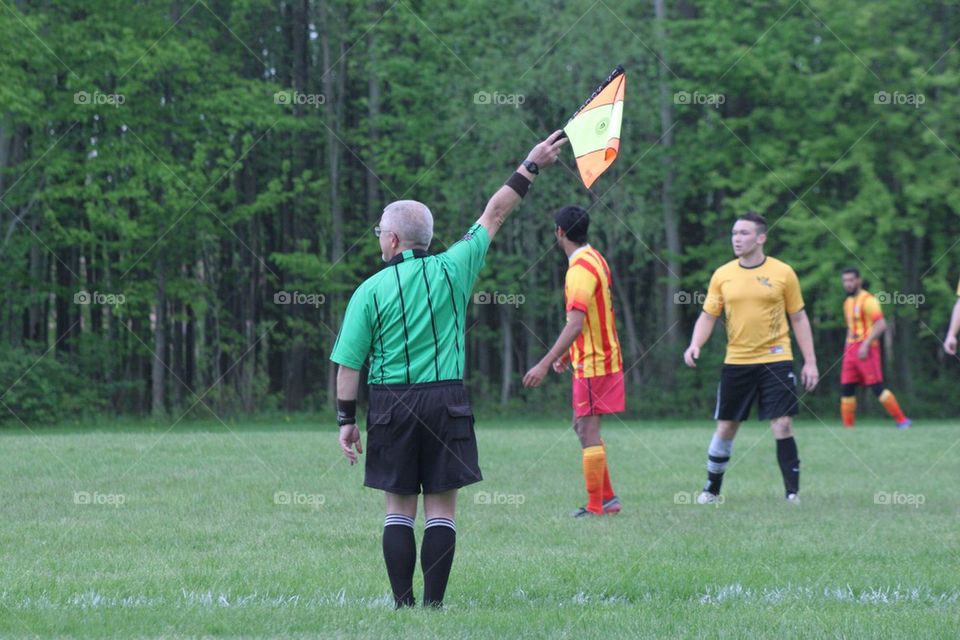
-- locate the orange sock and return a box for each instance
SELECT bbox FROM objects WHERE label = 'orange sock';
[582,445,606,514]
[600,443,615,502]
[841,396,856,428]
[878,389,907,424]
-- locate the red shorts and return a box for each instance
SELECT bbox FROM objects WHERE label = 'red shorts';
[572,371,625,417]
[840,342,883,386]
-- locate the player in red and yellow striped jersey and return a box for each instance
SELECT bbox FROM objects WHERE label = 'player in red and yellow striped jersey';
[523,206,624,517]
[840,268,910,429]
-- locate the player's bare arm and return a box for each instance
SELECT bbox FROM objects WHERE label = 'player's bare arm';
[788,309,819,391]
[336,365,363,465]
[523,310,586,388]
[683,311,719,368]
[945,298,960,355]
[476,130,567,242]
[858,317,886,360]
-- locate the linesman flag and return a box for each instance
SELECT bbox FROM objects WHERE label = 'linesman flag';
[562,65,625,189]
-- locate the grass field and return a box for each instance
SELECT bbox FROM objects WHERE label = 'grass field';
[1,416,958,638]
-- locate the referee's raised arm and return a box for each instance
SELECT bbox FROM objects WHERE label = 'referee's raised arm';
[476,129,567,242]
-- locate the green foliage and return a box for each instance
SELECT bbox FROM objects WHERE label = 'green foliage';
[2,0,960,419]
[0,345,102,425]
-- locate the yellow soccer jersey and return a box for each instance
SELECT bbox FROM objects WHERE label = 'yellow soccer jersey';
[703,256,805,365]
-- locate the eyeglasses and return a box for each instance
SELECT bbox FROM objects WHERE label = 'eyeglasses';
[374,225,393,238]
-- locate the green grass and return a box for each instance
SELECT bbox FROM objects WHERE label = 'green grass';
[1,417,958,638]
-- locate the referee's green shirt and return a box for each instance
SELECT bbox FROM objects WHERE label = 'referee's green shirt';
[330,222,489,384]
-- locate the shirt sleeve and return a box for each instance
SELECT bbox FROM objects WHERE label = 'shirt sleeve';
[442,222,490,292]
[330,285,373,370]
[565,263,596,313]
[864,295,883,321]
[784,266,805,314]
[702,270,724,317]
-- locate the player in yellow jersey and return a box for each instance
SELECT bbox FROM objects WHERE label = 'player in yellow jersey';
[839,268,910,429]
[683,212,818,503]
[944,276,960,355]
[523,206,623,517]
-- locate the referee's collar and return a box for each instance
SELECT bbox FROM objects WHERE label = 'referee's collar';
[387,248,430,266]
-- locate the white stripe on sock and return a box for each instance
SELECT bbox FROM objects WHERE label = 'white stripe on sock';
[424,517,456,532]
[384,514,415,528]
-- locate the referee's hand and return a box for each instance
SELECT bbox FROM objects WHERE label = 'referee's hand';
[339,424,363,465]
[525,130,568,169]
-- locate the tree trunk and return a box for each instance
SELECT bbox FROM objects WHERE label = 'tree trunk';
[612,269,642,387]
[321,0,346,408]
[366,1,382,217]
[654,0,682,361]
[152,259,167,416]
[499,304,513,405]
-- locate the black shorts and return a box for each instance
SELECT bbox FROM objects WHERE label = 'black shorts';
[714,361,799,422]
[364,380,482,495]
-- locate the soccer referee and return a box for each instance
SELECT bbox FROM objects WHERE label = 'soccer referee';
[331,130,567,608]
[683,212,819,503]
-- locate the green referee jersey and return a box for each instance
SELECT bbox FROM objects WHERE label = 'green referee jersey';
[330,222,489,384]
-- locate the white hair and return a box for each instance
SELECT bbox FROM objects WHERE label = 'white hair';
[381,200,433,249]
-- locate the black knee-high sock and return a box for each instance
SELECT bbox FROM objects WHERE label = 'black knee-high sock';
[383,514,416,608]
[421,518,456,607]
[776,437,800,496]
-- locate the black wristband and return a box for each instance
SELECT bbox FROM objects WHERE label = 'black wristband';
[336,399,357,426]
[505,172,531,197]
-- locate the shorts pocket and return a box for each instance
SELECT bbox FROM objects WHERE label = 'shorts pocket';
[446,404,474,439]
[366,411,392,447]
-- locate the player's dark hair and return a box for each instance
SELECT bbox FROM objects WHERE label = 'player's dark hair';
[554,205,589,244]
[841,267,860,278]
[737,211,768,234]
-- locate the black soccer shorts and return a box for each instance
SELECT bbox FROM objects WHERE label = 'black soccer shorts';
[364,380,482,495]
[714,361,800,422]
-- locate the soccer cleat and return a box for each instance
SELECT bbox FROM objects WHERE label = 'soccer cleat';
[786,493,800,504]
[572,497,621,517]
[896,418,912,430]
[696,491,720,505]
[602,496,622,514]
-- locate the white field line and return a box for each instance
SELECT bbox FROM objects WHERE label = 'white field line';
[3,585,958,610]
